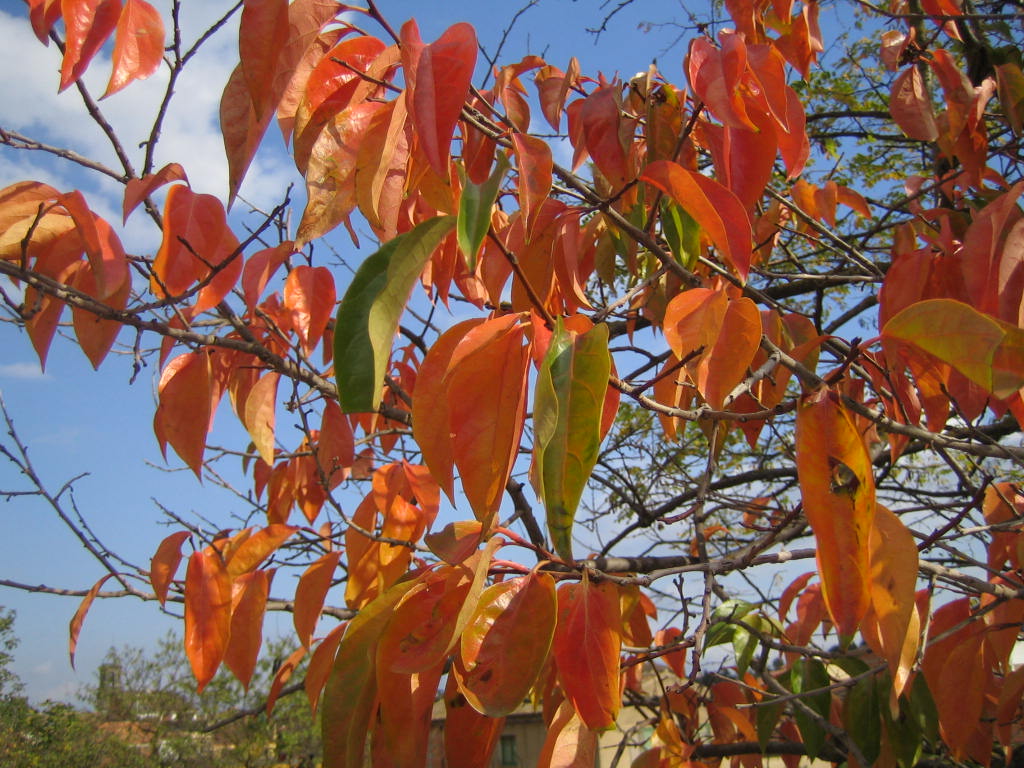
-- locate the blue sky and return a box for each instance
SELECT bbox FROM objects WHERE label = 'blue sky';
[0,0,860,702]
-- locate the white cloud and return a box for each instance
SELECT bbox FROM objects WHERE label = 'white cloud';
[0,362,50,380]
[0,6,299,222]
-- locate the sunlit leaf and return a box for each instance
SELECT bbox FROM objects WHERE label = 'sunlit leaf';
[883,298,1024,400]
[305,621,346,716]
[443,672,505,768]
[153,351,213,478]
[184,548,232,692]
[403,20,478,176]
[321,579,416,768]
[103,0,164,98]
[225,524,297,578]
[537,698,598,768]
[890,66,939,141]
[150,530,191,606]
[266,645,306,716]
[284,265,336,355]
[224,569,272,688]
[122,163,187,224]
[60,0,121,92]
[69,573,115,669]
[294,550,342,648]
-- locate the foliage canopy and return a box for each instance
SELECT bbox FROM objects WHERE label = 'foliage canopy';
[3,0,1024,766]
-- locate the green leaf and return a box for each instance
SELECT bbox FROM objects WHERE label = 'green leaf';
[659,198,699,270]
[844,673,881,766]
[333,216,456,413]
[756,697,784,751]
[790,658,831,760]
[456,154,509,271]
[882,298,1024,400]
[534,320,612,562]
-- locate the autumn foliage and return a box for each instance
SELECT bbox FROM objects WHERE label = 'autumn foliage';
[5,0,1024,765]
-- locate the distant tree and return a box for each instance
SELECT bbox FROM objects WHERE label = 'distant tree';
[0,608,147,768]
[83,632,320,768]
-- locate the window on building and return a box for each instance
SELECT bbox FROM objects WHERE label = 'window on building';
[499,734,518,766]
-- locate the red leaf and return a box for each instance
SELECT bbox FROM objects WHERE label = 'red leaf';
[294,550,342,648]
[239,0,288,116]
[445,317,531,524]
[223,569,272,688]
[687,33,755,130]
[153,185,241,310]
[424,520,484,564]
[103,0,164,98]
[69,573,116,669]
[69,260,128,368]
[642,160,752,281]
[284,265,336,355]
[184,548,233,691]
[512,133,553,238]
[60,0,121,92]
[57,191,129,299]
[150,530,191,606]
[316,400,355,490]
[580,86,631,187]
[241,241,294,310]
[122,163,187,224]
[27,0,63,44]
[457,572,557,716]
[404,20,478,177]
[552,574,622,730]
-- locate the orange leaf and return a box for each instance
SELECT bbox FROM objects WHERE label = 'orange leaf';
[154,351,213,477]
[687,33,756,130]
[794,390,875,639]
[184,548,233,691]
[103,0,165,98]
[150,530,191,606]
[225,524,297,578]
[296,102,385,249]
[57,191,129,299]
[60,0,121,92]
[425,520,484,564]
[241,241,294,309]
[552,573,622,730]
[122,163,187,223]
[512,133,554,242]
[266,645,307,716]
[294,550,342,648]
[374,658,445,767]
[305,621,347,716]
[69,261,128,369]
[580,86,631,187]
[412,319,484,501]
[69,573,116,669]
[224,569,272,688]
[642,160,752,281]
[445,316,531,524]
[242,372,279,467]
[316,400,355,490]
[152,185,240,303]
[864,505,919,697]
[700,296,761,409]
[221,63,273,206]
[239,0,288,117]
